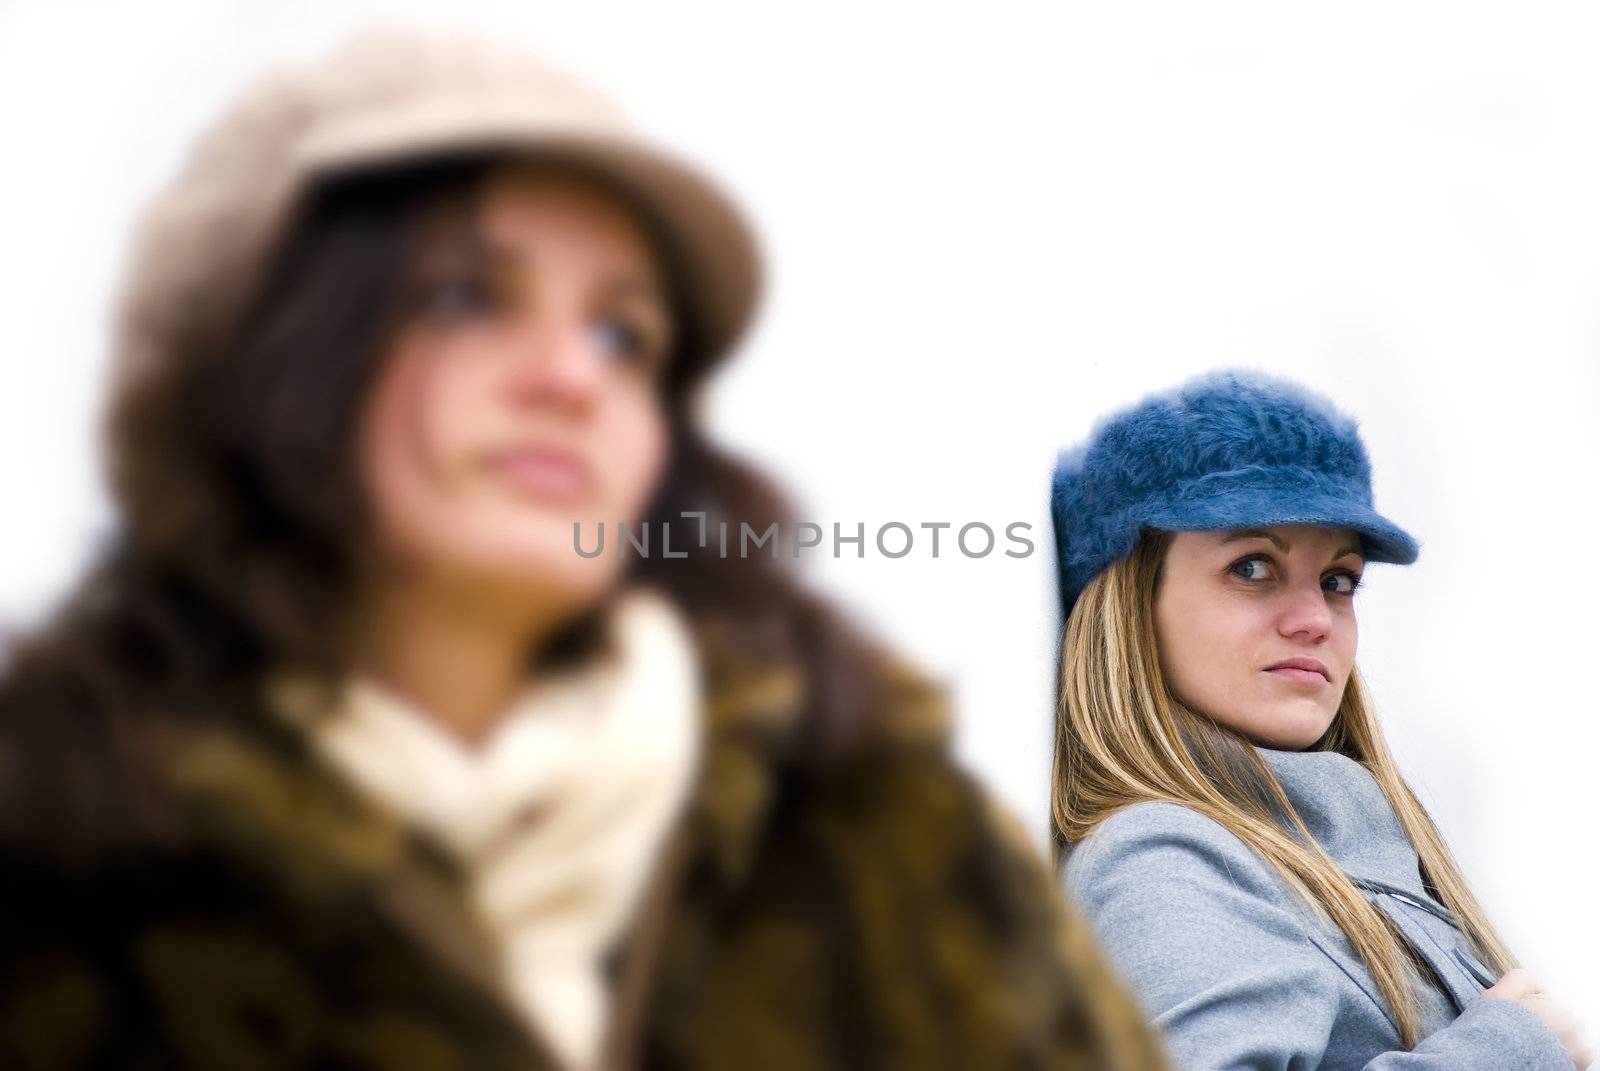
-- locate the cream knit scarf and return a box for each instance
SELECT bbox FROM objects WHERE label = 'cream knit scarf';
[270,586,702,1070]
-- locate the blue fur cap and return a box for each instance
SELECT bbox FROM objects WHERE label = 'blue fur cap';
[1050,368,1420,623]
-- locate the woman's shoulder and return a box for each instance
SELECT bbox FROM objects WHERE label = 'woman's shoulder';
[0,647,137,858]
[1067,798,1257,862]
[1062,799,1296,915]
[1059,799,1333,1020]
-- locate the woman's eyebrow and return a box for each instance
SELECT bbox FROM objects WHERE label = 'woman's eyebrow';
[411,230,517,275]
[463,234,522,268]
[1219,528,1364,563]
[596,275,667,306]
[442,236,663,302]
[1219,528,1288,552]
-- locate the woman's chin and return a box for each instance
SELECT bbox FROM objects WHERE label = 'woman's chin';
[1242,705,1337,750]
[414,536,626,611]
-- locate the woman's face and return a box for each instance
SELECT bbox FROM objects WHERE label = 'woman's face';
[356,163,672,616]
[1152,524,1365,749]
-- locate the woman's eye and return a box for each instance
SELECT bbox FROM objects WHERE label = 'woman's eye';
[1229,557,1271,582]
[1324,572,1364,596]
[587,317,657,366]
[414,275,499,320]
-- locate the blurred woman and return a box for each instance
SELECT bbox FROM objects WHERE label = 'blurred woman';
[1049,369,1590,1068]
[0,27,1165,1070]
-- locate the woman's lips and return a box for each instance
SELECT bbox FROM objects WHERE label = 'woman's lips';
[1266,666,1329,686]
[1265,658,1331,687]
[486,445,592,504]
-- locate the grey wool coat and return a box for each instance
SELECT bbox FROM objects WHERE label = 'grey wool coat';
[1062,745,1570,1070]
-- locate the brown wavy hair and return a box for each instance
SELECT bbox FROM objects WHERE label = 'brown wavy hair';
[0,150,889,851]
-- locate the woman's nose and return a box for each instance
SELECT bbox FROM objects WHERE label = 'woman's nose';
[500,319,605,415]
[1276,583,1333,643]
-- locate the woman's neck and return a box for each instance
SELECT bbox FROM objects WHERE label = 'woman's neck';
[341,570,574,747]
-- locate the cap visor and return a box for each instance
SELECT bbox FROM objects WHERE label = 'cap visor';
[1146,490,1419,565]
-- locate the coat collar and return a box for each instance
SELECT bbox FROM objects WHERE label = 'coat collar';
[1253,744,1434,903]
[153,605,818,1067]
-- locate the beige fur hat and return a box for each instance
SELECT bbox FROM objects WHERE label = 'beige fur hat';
[111,25,762,396]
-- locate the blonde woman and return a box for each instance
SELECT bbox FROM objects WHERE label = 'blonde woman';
[1050,369,1591,1068]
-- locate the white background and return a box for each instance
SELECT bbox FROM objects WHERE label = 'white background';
[2,0,1596,1025]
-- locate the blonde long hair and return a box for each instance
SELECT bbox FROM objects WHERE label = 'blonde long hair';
[1051,528,1515,1048]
